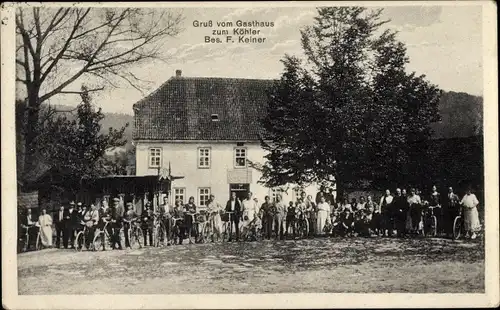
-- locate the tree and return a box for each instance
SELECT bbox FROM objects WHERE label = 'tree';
[260,7,441,196]
[39,86,128,194]
[101,142,136,176]
[16,7,183,175]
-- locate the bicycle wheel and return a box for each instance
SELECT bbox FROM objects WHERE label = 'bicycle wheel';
[75,231,84,252]
[453,216,462,240]
[134,227,143,249]
[35,232,43,251]
[22,233,29,252]
[222,222,229,242]
[419,218,425,237]
[171,225,179,245]
[255,225,263,241]
[120,228,126,248]
[162,226,168,245]
[92,231,104,251]
[153,226,160,247]
[304,219,310,238]
[430,216,437,237]
[128,228,135,248]
[198,223,207,243]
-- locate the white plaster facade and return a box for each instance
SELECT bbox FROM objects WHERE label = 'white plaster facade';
[134,140,322,207]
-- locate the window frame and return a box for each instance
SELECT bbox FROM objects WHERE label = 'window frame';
[148,147,162,168]
[198,187,211,207]
[173,188,186,205]
[270,187,282,203]
[234,147,247,168]
[197,147,211,169]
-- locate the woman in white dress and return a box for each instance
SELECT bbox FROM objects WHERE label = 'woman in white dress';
[460,188,481,239]
[316,195,330,235]
[38,208,53,248]
[206,194,223,242]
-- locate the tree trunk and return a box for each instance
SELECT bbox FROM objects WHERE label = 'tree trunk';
[23,90,41,178]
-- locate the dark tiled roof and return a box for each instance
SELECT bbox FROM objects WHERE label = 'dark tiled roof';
[17,191,39,209]
[22,159,52,184]
[133,76,276,141]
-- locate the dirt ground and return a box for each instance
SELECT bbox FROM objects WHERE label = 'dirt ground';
[17,236,484,294]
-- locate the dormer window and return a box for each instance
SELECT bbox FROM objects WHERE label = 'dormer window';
[211,114,219,122]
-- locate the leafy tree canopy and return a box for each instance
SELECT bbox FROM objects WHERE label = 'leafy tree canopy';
[36,86,128,193]
[260,7,442,194]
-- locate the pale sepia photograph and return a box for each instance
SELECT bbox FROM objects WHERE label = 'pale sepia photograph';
[1,1,498,309]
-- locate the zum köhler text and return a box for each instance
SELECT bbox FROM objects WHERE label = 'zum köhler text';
[193,20,274,44]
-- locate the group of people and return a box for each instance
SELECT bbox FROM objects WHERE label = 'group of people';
[313,186,481,240]
[209,185,481,241]
[18,184,482,252]
[19,201,103,250]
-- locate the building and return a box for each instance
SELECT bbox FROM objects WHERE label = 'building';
[133,70,325,208]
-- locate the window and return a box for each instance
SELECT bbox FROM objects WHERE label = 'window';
[149,148,161,167]
[270,188,282,203]
[211,114,219,121]
[198,188,211,207]
[234,147,247,167]
[292,187,302,202]
[198,147,211,168]
[173,188,185,204]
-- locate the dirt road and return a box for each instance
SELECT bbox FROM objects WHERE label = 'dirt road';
[18,237,484,294]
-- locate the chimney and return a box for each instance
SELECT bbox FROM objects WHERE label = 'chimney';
[175,69,182,77]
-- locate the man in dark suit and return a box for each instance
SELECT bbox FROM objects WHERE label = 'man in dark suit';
[392,188,408,237]
[64,201,79,249]
[109,197,123,250]
[225,192,242,242]
[54,205,66,248]
[443,186,461,238]
[141,203,154,246]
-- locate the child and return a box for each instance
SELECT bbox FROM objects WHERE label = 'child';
[330,209,340,237]
[353,208,365,237]
[340,209,355,237]
[285,201,296,239]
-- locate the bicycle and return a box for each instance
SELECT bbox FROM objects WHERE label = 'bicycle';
[453,205,483,240]
[75,223,93,252]
[452,208,463,240]
[423,205,439,237]
[185,212,204,244]
[20,225,42,252]
[295,210,310,239]
[153,214,168,247]
[196,211,208,243]
[241,216,263,242]
[221,211,234,242]
[205,211,222,243]
[92,220,111,251]
[170,217,184,245]
[124,218,143,249]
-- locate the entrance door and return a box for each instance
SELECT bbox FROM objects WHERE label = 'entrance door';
[229,184,250,201]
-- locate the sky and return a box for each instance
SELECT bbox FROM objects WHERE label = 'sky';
[25,4,483,115]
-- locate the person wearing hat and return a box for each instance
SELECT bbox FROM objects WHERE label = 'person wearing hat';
[108,197,123,250]
[77,202,83,213]
[64,201,78,249]
[54,204,66,248]
[141,202,154,246]
[158,196,172,245]
[123,202,138,249]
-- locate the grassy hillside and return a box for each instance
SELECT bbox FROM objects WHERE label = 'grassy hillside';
[431,91,483,139]
[48,105,134,146]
